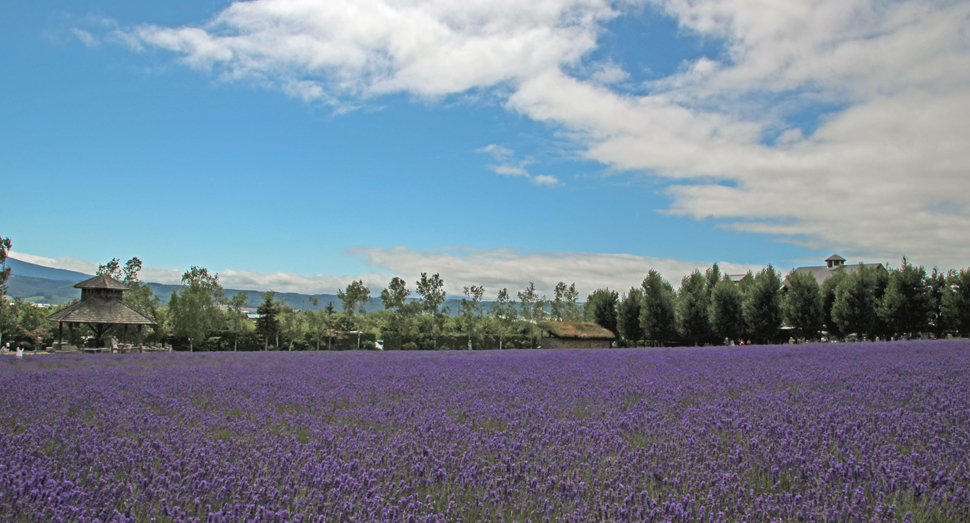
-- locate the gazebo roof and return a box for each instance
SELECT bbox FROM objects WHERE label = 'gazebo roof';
[47,297,155,325]
[74,274,131,291]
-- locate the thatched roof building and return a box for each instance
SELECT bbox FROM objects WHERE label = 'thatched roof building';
[48,274,155,348]
[540,321,615,349]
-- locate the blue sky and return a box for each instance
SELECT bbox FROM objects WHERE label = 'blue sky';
[3,0,969,297]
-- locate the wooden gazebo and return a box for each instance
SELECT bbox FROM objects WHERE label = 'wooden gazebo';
[47,274,156,349]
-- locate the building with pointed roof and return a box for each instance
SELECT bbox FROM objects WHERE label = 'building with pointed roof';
[790,254,885,286]
[47,274,156,349]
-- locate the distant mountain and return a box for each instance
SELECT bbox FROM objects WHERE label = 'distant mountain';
[4,258,475,314]
[6,257,92,281]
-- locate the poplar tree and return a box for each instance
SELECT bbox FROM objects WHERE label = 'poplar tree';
[489,288,517,350]
[676,270,710,346]
[782,270,823,341]
[832,265,879,340]
[880,258,930,337]
[941,268,970,336]
[743,265,782,344]
[640,270,677,346]
[585,288,618,337]
[709,276,744,343]
[617,287,644,347]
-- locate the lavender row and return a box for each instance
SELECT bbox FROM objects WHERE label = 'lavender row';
[1,340,968,522]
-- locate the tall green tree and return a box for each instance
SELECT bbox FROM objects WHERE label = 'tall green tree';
[380,277,410,311]
[704,263,722,299]
[226,291,253,351]
[99,257,161,340]
[585,288,618,337]
[941,268,970,336]
[380,276,412,336]
[926,268,948,336]
[0,235,12,347]
[459,285,486,349]
[820,270,847,340]
[709,276,744,343]
[881,258,931,337]
[782,270,823,341]
[417,273,446,349]
[551,282,581,321]
[640,270,677,346]
[870,266,891,339]
[256,291,282,350]
[280,308,308,351]
[489,288,518,349]
[676,270,710,346]
[617,287,643,347]
[743,265,782,344]
[339,280,371,316]
[832,265,879,340]
[518,282,546,346]
[167,266,224,351]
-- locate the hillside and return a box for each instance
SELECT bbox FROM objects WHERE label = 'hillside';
[4,258,478,314]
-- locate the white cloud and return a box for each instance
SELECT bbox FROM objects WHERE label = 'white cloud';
[531,174,560,186]
[12,248,762,298]
[589,60,629,85]
[351,245,761,297]
[118,0,615,103]
[104,0,970,268]
[479,144,558,185]
[217,269,392,295]
[8,252,99,275]
[8,251,388,295]
[72,28,100,47]
[506,1,970,268]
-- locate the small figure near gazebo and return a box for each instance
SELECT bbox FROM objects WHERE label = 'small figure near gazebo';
[47,274,156,351]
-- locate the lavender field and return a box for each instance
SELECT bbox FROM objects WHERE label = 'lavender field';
[1,341,968,522]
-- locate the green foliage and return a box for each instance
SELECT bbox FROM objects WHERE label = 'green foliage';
[743,265,782,344]
[616,287,643,347]
[832,265,880,340]
[256,291,282,349]
[417,273,446,349]
[380,277,410,312]
[517,282,546,324]
[782,270,823,340]
[99,257,162,340]
[280,308,309,351]
[639,270,677,345]
[459,285,486,349]
[710,275,744,343]
[926,268,948,335]
[881,258,930,337]
[704,263,721,299]
[820,270,847,339]
[489,288,517,349]
[167,266,225,346]
[338,280,371,316]
[0,235,12,344]
[225,291,254,351]
[585,288,618,336]
[941,268,970,336]
[676,270,709,345]
[551,282,581,321]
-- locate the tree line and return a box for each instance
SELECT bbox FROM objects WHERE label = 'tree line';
[618,260,970,347]
[1,234,968,351]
